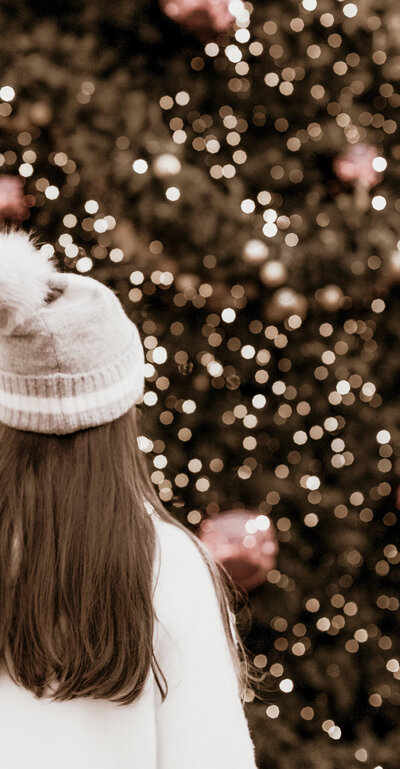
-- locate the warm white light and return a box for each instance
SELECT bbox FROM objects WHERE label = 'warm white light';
[85,199,99,214]
[109,248,124,263]
[65,244,79,258]
[0,86,15,101]
[336,380,350,394]
[175,91,189,105]
[130,270,144,285]
[208,361,223,377]
[262,222,278,237]
[372,156,387,172]
[235,29,250,43]
[228,0,245,17]
[45,185,59,200]
[63,214,77,228]
[152,346,168,364]
[361,382,376,396]
[279,678,294,693]
[245,519,258,534]
[154,455,167,469]
[221,308,236,322]
[263,208,277,222]
[225,45,242,64]
[19,163,33,177]
[76,256,93,273]
[256,515,270,530]
[376,429,391,444]
[93,218,107,233]
[137,435,153,452]
[241,345,256,359]
[343,3,357,17]
[40,244,55,257]
[143,391,158,406]
[241,199,256,213]
[372,195,386,211]
[133,159,148,174]
[166,186,181,201]
[205,43,219,57]
[252,394,266,409]
[302,0,317,9]
[182,399,196,413]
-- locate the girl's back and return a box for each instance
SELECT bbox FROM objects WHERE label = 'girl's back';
[0,516,257,769]
[0,231,258,768]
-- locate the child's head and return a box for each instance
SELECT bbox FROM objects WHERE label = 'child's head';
[0,229,145,435]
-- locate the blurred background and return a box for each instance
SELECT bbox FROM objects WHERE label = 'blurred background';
[1,0,400,766]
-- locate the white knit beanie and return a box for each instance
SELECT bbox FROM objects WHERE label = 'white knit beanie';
[0,230,145,434]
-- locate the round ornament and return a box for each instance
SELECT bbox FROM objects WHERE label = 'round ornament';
[174,272,201,292]
[29,101,53,126]
[260,260,288,288]
[333,143,382,189]
[266,287,307,323]
[153,153,182,179]
[0,176,28,221]
[386,250,400,282]
[199,509,278,591]
[316,284,344,311]
[242,239,269,265]
[159,0,234,37]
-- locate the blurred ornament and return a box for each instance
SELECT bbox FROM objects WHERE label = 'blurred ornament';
[266,287,308,322]
[206,280,232,311]
[175,272,201,291]
[260,260,288,287]
[315,284,344,311]
[199,509,278,591]
[0,176,28,221]
[29,101,52,126]
[242,239,269,265]
[332,143,382,189]
[153,153,182,179]
[159,0,234,37]
[385,250,400,282]
[112,219,139,259]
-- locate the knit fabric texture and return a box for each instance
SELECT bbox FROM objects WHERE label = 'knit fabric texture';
[0,236,145,434]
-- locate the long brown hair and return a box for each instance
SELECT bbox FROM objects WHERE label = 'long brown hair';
[0,405,259,705]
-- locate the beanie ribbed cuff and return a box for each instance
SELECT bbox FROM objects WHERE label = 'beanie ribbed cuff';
[0,332,144,434]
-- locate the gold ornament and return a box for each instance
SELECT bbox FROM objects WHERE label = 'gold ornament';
[242,239,269,264]
[260,260,288,287]
[266,288,307,322]
[175,273,201,291]
[29,101,52,126]
[316,284,344,311]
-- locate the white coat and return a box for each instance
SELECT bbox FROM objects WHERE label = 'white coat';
[0,515,258,768]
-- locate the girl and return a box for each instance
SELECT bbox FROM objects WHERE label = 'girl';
[0,230,259,768]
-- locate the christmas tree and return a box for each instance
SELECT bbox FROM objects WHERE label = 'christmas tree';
[1,0,400,766]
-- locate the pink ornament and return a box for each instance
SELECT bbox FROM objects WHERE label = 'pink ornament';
[333,144,383,189]
[160,0,234,37]
[199,509,278,591]
[0,176,28,221]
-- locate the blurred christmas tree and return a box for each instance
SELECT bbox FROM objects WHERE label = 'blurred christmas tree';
[1,0,400,766]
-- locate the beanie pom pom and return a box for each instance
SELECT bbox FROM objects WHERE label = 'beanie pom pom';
[0,230,59,335]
